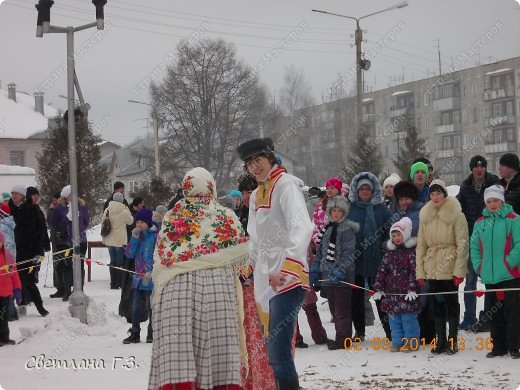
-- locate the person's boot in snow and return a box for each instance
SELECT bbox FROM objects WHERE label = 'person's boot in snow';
[123,329,140,344]
[276,379,299,390]
[431,317,447,355]
[445,317,459,355]
[0,339,16,346]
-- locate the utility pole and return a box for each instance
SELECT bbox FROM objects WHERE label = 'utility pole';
[312,2,408,136]
[128,99,161,177]
[435,38,442,75]
[36,0,107,324]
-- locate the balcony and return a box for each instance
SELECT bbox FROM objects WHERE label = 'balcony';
[433,97,461,111]
[390,106,414,118]
[484,142,517,154]
[363,113,377,123]
[437,149,463,159]
[484,114,516,127]
[484,88,515,101]
[436,123,462,134]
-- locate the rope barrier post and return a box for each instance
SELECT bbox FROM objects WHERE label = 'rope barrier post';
[87,243,92,283]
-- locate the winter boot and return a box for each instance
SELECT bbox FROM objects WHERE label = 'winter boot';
[431,317,447,355]
[50,290,64,298]
[146,328,153,343]
[276,379,300,390]
[445,317,459,355]
[36,304,49,317]
[123,329,140,344]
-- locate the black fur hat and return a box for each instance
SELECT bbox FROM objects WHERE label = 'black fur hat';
[393,181,419,201]
[237,138,274,161]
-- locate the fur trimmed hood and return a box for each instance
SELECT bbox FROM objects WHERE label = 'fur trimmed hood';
[326,196,360,233]
[419,196,462,225]
[386,236,417,251]
[348,172,383,205]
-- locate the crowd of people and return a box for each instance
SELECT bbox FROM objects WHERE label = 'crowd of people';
[1,140,520,390]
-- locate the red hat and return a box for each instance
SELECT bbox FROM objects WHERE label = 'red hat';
[325,177,343,193]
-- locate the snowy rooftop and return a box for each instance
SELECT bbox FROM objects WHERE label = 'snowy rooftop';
[485,68,512,76]
[0,88,58,139]
[391,90,412,97]
[362,98,374,102]
[0,164,35,175]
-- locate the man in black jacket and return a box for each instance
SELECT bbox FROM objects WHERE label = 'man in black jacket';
[103,181,128,211]
[498,153,520,214]
[457,155,498,331]
[8,185,50,317]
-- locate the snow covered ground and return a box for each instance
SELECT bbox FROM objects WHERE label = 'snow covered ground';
[1,225,519,390]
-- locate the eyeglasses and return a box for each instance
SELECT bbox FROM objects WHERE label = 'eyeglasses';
[245,157,264,169]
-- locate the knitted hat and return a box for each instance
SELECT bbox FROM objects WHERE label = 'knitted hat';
[357,178,374,191]
[469,155,487,170]
[325,177,343,193]
[308,186,322,197]
[26,186,39,197]
[135,208,153,226]
[326,196,350,223]
[393,181,419,201]
[390,217,413,243]
[114,181,125,191]
[1,192,11,202]
[61,185,71,199]
[237,137,275,161]
[227,190,242,200]
[499,153,520,171]
[383,173,401,188]
[11,184,26,195]
[484,185,505,203]
[112,192,124,203]
[237,174,257,192]
[429,179,448,197]
[52,191,61,199]
[153,205,168,223]
[410,162,430,179]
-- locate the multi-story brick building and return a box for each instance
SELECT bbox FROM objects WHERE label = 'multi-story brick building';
[286,56,520,186]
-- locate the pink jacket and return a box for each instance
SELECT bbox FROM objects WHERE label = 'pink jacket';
[0,248,21,297]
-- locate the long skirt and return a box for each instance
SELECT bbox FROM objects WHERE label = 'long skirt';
[241,280,276,390]
[148,265,242,390]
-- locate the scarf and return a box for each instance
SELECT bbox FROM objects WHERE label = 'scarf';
[355,200,378,275]
[316,222,339,262]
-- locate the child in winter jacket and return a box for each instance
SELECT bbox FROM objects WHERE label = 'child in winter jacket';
[373,217,421,352]
[470,185,520,359]
[123,208,157,344]
[0,231,22,346]
[310,196,359,350]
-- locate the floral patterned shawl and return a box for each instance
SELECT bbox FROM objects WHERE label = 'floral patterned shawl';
[155,167,249,267]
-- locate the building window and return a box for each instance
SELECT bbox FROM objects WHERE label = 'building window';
[495,130,502,144]
[10,150,25,166]
[492,77,499,90]
[463,134,468,148]
[454,135,461,148]
[484,76,490,90]
[508,128,515,142]
[424,116,430,129]
[424,93,429,106]
[443,136,451,149]
[129,181,136,193]
[453,110,461,124]
[507,101,514,115]
[473,108,478,123]
[493,104,501,117]
[416,117,421,130]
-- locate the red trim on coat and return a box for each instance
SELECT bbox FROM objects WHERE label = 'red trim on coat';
[503,232,520,278]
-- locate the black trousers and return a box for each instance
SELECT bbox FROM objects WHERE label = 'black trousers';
[486,278,520,353]
[55,244,73,297]
[428,279,459,320]
[352,274,391,339]
[18,266,43,308]
[0,296,10,342]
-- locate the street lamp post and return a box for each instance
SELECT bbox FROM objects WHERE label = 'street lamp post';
[128,100,160,177]
[36,0,107,324]
[312,2,408,136]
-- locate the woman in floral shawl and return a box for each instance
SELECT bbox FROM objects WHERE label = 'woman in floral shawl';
[149,167,249,390]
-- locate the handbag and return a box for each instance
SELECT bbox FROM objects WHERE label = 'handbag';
[101,210,112,237]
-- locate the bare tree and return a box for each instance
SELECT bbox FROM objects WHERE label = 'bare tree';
[279,64,315,115]
[151,38,266,186]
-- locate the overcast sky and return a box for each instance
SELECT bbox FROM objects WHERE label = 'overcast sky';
[0,0,519,146]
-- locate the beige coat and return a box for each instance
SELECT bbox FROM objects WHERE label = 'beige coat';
[416,196,468,280]
[101,201,133,247]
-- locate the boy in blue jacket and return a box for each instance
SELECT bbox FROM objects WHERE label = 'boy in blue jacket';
[123,208,157,344]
